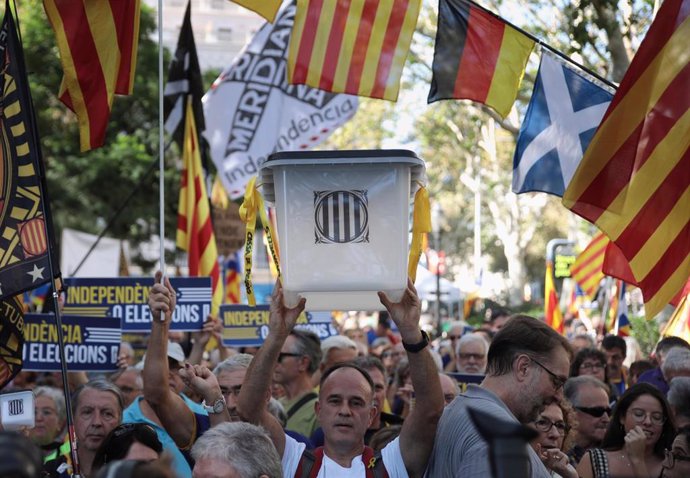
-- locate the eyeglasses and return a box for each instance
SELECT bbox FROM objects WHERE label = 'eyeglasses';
[458,353,484,361]
[534,417,570,435]
[530,356,567,391]
[579,362,605,372]
[629,407,665,426]
[112,422,157,439]
[575,406,612,418]
[103,423,161,464]
[277,352,302,363]
[664,449,690,467]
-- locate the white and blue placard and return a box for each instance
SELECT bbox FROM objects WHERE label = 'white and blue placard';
[220,304,337,347]
[62,277,211,332]
[22,314,121,372]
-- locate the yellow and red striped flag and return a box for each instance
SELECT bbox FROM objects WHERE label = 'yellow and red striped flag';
[562,0,690,319]
[661,291,690,343]
[288,0,421,101]
[569,232,607,299]
[223,252,241,304]
[545,261,563,333]
[177,99,222,315]
[230,0,282,23]
[43,0,140,151]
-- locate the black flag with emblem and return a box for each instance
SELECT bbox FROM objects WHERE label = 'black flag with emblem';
[0,2,59,301]
[0,295,25,388]
[163,0,209,167]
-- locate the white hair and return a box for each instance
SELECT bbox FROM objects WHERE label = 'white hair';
[662,347,690,377]
[455,333,489,356]
[320,335,358,364]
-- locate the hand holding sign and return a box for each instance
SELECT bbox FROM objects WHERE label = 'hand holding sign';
[269,281,306,339]
[149,271,177,324]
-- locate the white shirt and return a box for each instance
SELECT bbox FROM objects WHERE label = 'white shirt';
[282,434,409,478]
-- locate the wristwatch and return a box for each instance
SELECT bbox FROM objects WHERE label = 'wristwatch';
[202,395,226,414]
[402,330,430,353]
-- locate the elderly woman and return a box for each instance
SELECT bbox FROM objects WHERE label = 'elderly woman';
[661,425,690,478]
[530,401,578,477]
[570,348,618,400]
[576,383,675,478]
[29,386,66,459]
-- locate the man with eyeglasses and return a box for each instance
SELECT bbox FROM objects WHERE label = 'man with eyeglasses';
[455,333,489,375]
[563,375,611,465]
[426,314,573,477]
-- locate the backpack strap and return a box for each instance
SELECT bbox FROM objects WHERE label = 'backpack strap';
[294,447,325,478]
[286,392,318,421]
[362,446,389,478]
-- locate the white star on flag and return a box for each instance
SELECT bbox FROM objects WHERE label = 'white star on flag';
[28,264,45,282]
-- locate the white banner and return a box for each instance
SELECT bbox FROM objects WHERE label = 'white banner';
[203,1,358,199]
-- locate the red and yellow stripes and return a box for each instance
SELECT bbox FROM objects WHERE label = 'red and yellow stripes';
[177,100,222,315]
[545,261,564,333]
[428,0,534,118]
[288,0,421,101]
[43,0,140,151]
[563,0,690,319]
[570,232,607,299]
[661,292,690,343]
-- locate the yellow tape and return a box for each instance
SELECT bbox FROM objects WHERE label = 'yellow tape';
[239,177,281,306]
[407,184,431,282]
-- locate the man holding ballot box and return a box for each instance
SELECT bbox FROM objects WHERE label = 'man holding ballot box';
[238,279,443,478]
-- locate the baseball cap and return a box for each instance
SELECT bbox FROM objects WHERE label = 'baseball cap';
[135,341,186,370]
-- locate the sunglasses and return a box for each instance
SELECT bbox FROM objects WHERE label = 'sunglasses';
[575,406,611,418]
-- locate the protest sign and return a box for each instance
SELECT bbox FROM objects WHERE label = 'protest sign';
[220,304,336,347]
[22,314,121,372]
[447,372,485,393]
[63,277,211,332]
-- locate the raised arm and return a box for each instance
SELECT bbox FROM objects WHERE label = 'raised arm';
[237,282,306,456]
[378,279,444,478]
[143,271,197,448]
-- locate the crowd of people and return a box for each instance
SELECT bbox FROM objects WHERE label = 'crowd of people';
[1,273,690,478]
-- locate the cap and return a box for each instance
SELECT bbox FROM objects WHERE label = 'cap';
[135,341,186,370]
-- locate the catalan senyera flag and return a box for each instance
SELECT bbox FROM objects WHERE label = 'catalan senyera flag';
[43,0,141,151]
[177,99,222,315]
[661,290,690,343]
[428,0,535,117]
[545,261,564,333]
[569,232,607,299]
[230,0,282,22]
[562,0,690,320]
[223,252,241,304]
[287,0,421,101]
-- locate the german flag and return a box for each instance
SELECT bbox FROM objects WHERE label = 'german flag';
[177,99,222,315]
[570,232,607,300]
[545,261,563,333]
[288,0,422,101]
[562,0,690,319]
[43,0,140,151]
[428,0,535,118]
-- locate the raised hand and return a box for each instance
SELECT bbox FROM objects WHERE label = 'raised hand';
[268,281,306,338]
[378,278,422,340]
[179,362,221,402]
[149,271,176,323]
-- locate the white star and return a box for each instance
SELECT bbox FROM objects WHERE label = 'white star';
[27,264,45,282]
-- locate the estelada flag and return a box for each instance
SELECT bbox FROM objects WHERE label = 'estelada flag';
[0,295,25,388]
[0,3,59,301]
[569,232,606,300]
[43,0,141,151]
[429,0,535,117]
[545,261,564,333]
[562,0,690,319]
[288,0,421,101]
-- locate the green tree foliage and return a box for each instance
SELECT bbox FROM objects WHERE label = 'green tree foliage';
[15,1,179,268]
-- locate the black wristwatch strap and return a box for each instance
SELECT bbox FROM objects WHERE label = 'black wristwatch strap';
[402,330,429,353]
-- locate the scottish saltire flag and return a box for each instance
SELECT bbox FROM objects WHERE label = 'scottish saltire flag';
[512,51,614,196]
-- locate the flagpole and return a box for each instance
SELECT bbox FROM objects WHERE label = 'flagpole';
[9,2,82,475]
[466,0,618,90]
[158,0,166,275]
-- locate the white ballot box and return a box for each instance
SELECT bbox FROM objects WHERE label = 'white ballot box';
[260,150,426,311]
